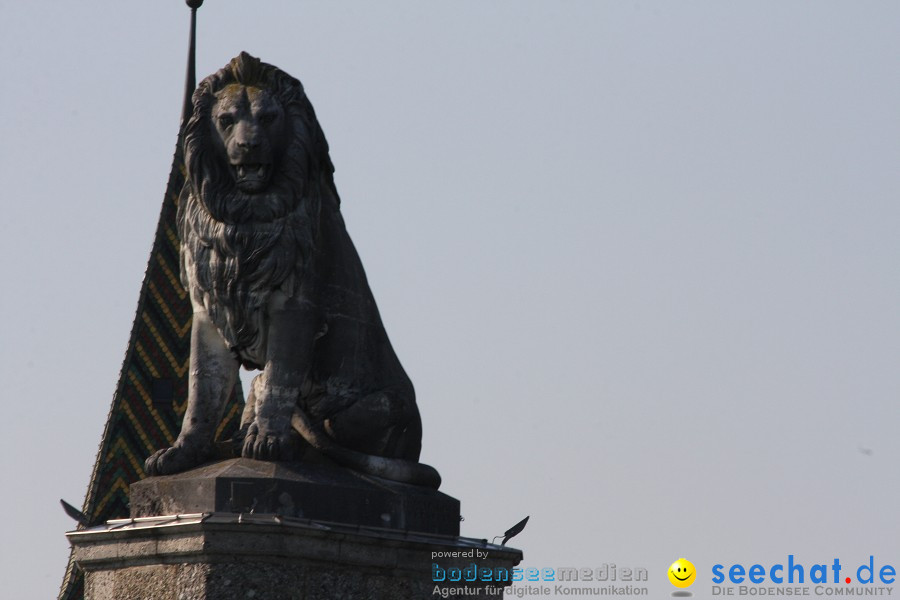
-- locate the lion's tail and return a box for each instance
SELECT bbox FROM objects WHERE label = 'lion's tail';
[290,408,442,490]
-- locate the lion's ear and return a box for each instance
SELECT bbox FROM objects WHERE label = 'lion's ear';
[231,52,263,86]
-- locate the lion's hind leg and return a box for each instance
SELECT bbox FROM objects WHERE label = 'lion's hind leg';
[323,390,422,461]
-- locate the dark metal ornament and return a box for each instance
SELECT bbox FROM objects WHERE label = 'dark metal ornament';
[182,0,203,124]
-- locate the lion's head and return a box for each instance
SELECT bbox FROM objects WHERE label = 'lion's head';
[211,81,284,195]
[178,52,338,367]
[183,51,337,223]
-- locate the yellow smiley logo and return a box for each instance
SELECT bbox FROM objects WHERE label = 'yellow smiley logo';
[668,558,696,588]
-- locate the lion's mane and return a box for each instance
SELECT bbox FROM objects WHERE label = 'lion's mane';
[178,52,338,368]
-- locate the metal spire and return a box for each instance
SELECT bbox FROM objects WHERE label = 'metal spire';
[182,0,204,125]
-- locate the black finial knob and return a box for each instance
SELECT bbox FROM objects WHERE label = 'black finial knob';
[186,0,203,8]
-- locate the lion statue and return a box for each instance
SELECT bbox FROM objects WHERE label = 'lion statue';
[145,52,440,488]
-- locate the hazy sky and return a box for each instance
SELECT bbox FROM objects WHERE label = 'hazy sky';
[1,2,899,599]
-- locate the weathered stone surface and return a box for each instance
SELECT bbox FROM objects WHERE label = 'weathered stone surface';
[145,52,441,492]
[69,514,522,600]
[130,458,460,536]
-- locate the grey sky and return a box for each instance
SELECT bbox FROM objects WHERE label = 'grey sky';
[1,2,898,598]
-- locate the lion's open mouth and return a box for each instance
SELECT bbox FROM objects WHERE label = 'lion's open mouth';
[232,163,272,193]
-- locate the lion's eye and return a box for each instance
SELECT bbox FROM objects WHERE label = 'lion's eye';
[259,112,278,125]
[217,115,234,128]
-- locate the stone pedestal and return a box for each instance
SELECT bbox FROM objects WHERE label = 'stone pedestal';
[67,459,522,599]
[130,458,461,536]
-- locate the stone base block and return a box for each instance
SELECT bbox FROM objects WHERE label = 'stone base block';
[69,513,522,600]
[130,458,460,536]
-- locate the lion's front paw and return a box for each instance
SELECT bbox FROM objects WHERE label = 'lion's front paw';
[145,443,210,476]
[241,423,299,462]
